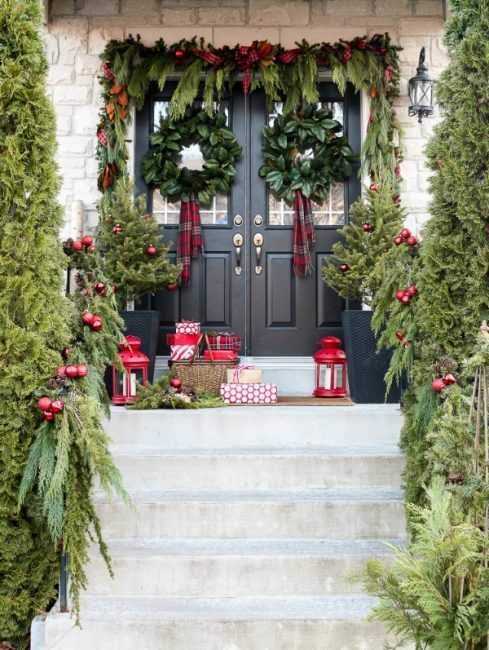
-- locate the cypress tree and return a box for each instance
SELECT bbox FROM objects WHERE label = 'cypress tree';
[0,0,71,645]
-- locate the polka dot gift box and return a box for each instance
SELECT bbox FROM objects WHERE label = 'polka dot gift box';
[175,320,200,335]
[220,382,278,405]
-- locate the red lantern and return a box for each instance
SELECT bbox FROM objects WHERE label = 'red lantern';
[112,335,149,405]
[313,336,349,398]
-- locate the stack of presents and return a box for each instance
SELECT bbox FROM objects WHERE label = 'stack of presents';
[166,320,278,405]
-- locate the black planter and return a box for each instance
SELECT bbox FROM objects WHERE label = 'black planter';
[341,309,400,404]
[121,310,160,382]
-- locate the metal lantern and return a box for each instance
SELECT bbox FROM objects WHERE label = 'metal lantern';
[112,335,149,405]
[313,336,348,398]
[408,47,434,123]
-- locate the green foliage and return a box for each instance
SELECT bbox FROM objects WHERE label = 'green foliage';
[142,108,242,206]
[364,479,489,650]
[0,1,72,644]
[323,187,404,304]
[259,104,355,206]
[130,373,224,409]
[97,177,180,305]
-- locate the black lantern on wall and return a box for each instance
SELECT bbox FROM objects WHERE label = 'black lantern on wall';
[408,47,434,123]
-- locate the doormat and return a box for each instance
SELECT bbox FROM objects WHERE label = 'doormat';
[277,396,354,406]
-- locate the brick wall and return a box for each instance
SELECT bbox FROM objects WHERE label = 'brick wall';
[44,0,448,237]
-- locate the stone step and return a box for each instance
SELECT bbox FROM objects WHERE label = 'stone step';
[96,488,406,540]
[111,446,404,491]
[44,595,408,650]
[85,538,400,598]
[105,404,402,449]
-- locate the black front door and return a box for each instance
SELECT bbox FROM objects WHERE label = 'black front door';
[135,81,360,356]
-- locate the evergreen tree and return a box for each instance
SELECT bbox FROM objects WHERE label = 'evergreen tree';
[0,1,71,645]
[97,177,180,308]
[323,186,404,305]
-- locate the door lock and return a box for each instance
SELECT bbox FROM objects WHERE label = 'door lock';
[234,214,243,226]
[253,233,263,275]
[233,233,244,275]
[254,214,263,226]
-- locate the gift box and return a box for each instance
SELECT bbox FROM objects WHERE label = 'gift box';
[169,334,201,361]
[203,350,238,362]
[207,333,241,353]
[176,320,201,335]
[226,365,262,384]
[166,333,200,347]
[220,383,278,405]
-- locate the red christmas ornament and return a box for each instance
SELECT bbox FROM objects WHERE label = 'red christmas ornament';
[362,223,373,233]
[37,396,52,411]
[432,378,446,393]
[82,311,95,326]
[369,183,379,192]
[42,410,55,422]
[57,366,66,377]
[400,228,411,240]
[407,235,418,246]
[394,236,403,246]
[339,263,350,273]
[342,47,353,63]
[407,285,418,297]
[91,317,103,332]
[443,373,457,385]
[395,290,405,302]
[170,377,182,391]
[146,244,157,256]
[50,400,65,414]
[76,364,88,378]
[81,235,93,248]
[174,49,185,59]
[112,224,122,234]
[395,330,405,341]
[65,365,79,379]
[94,282,106,295]
[72,239,83,252]
[166,282,178,292]
[401,294,411,305]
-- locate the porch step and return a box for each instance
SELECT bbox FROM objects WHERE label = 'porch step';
[44,595,409,650]
[95,487,405,540]
[85,538,400,598]
[111,446,404,490]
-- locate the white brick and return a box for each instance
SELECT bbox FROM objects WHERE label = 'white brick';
[50,17,88,64]
[121,0,160,15]
[56,113,73,135]
[54,84,92,105]
[73,104,99,135]
[399,17,444,35]
[249,0,309,26]
[415,0,444,16]
[51,0,76,14]
[325,0,373,16]
[48,64,74,85]
[198,7,246,25]
[76,54,100,75]
[161,8,197,25]
[58,136,93,155]
[43,32,60,64]
[56,156,87,179]
[375,0,412,16]
[77,0,119,15]
[137,27,213,46]
[280,27,360,47]
[432,36,448,67]
[74,178,100,202]
[88,27,125,55]
[86,157,100,178]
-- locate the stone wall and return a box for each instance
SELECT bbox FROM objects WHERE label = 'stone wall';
[44,0,448,237]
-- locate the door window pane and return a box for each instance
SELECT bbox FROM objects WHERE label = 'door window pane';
[267,102,346,227]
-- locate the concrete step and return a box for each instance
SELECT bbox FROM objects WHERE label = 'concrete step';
[96,488,406,540]
[111,446,404,491]
[85,538,400,598]
[105,404,402,449]
[44,595,408,650]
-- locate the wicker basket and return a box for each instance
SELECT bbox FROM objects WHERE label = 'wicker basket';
[172,334,237,395]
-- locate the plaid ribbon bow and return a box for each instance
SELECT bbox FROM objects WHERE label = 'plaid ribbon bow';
[292,190,316,277]
[177,199,203,287]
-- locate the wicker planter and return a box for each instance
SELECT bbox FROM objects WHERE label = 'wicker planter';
[341,309,400,404]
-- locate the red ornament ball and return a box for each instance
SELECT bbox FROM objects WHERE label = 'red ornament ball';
[401,294,411,305]
[50,400,65,414]
[369,183,379,192]
[400,228,411,240]
[42,410,55,422]
[395,330,405,341]
[170,377,182,391]
[339,263,350,273]
[82,311,95,326]
[174,49,185,59]
[432,378,446,393]
[146,244,157,256]
[94,282,106,295]
[57,366,66,377]
[91,317,103,332]
[38,396,52,411]
[112,224,122,234]
[407,235,418,247]
[76,364,88,378]
[362,223,373,233]
[443,373,457,386]
[166,282,178,292]
[71,239,83,252]
[407,285,418,297]
[394,236,403,246]
[81,235,93,248]
[65,365,79,379]
[395,290,405,302]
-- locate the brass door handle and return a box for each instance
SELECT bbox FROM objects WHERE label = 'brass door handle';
[233,233,243,275]
[254,233,263,275]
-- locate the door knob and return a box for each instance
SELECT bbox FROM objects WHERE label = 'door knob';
[233,233,243,275]
[253,233,263,275]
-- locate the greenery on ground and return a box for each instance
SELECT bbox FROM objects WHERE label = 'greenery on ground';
[130,373,224,410]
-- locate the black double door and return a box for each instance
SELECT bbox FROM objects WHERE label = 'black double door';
[135,81,361,356]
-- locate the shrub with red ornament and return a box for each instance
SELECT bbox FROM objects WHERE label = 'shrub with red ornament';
[395,285,417,305]
[432,373,457,393]
[394,227,417,247]
[37,395,65,423]
[81,311,103,331]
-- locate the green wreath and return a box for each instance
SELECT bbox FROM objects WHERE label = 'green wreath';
[142,108,242,207]
[259,104,356,205]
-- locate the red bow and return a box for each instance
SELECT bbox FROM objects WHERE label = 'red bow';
[235,41,274,94]
[194,48,225,69]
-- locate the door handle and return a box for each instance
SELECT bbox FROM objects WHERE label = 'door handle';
[253,233,263,275]
[233,233,243,276]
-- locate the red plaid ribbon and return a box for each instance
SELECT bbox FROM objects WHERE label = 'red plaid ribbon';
[293,190,316,277]
[177,200,203,287]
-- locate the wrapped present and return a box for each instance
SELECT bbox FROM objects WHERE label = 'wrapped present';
[176,320,201,335]
[207,333,241,353]
[226,364,262,384]
[167,333,200,347]
[220,382,278,405]
[203,350,238,362]
[170,333,201,361]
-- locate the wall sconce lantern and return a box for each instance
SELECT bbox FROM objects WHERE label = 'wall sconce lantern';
[408,47,434,123]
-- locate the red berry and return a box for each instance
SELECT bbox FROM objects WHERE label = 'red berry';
[91,317,103,332]
[395,290,405,302]
[50,400,65,414]
[443,373,457,385]
[38,396,52,411]
[369,183,379,192]
[407,235,418,246]
[42,410,55,422]
[72,240,83,252]
[362,223,373,233]
[57,366,66,377]
[65,365,79,379]
[146,244,157,256]
[76,364,88,378]
[407,285,417,297]
[339,263,350,273]
[432,378,446,393]
[400,228,411,240]
[82,311,95,326]
[170,377,182,391]
[401,294,411,305]
[166,282,178,292]
[394,236,403,246]
[81,235,93,248]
